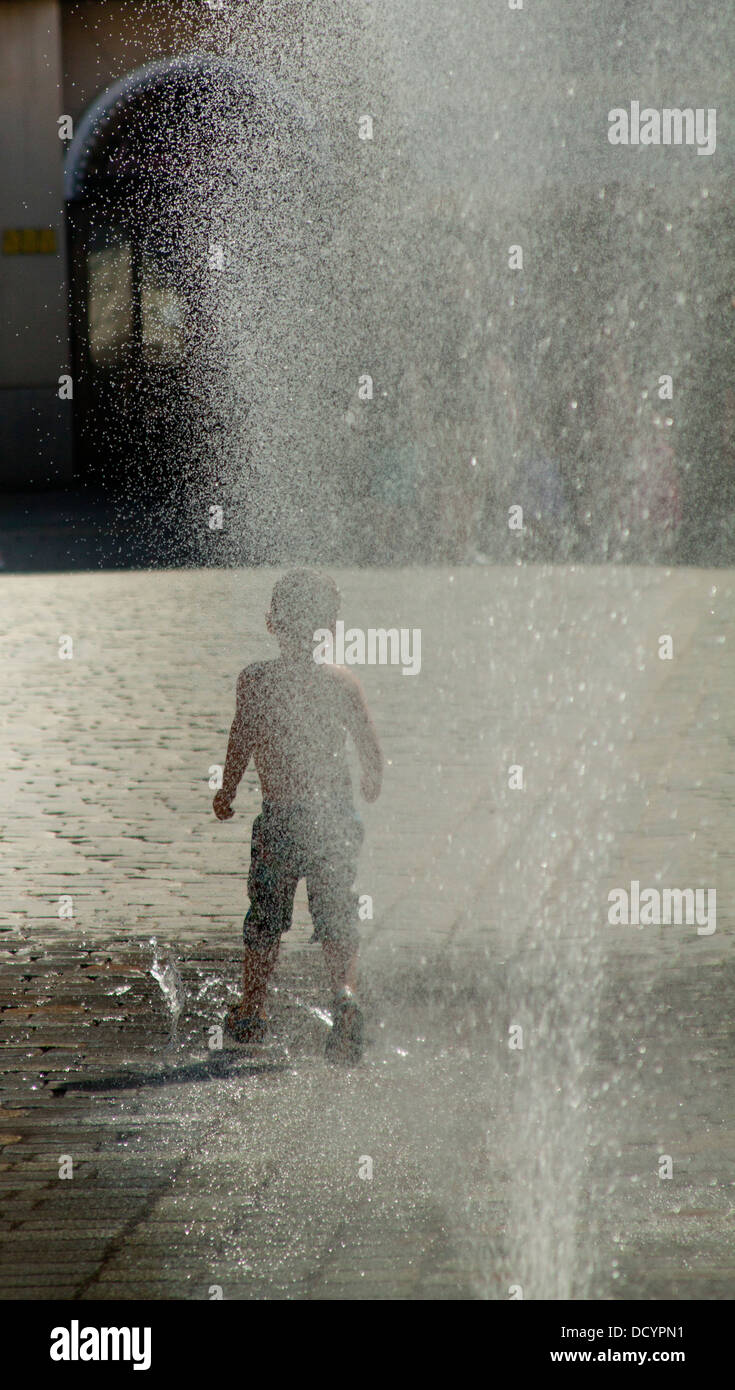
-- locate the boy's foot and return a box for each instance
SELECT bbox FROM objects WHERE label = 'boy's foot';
[224,1005,268,1045]
[325,988,364,1065]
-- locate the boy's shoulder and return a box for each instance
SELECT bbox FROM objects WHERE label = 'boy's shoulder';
[235,659,273,692]
[327,664,370,712]
[329,663,364,692]
[235,658,365,701]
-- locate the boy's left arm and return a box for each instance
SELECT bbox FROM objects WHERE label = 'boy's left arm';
[213,671,255,820]
[343,673,383,803]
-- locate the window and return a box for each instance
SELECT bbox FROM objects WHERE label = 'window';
[87,244,133,365]
[141,259,185,363]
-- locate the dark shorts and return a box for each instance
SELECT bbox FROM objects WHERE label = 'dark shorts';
[243,801,364,951]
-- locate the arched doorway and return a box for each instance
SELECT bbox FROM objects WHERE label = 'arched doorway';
[64,55,326,500]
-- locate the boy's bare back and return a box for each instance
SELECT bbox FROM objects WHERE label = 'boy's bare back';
[213,570,382,821]
[215,653,381,816]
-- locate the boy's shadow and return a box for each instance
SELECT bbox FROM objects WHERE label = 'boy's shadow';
[49,1051,288,1097]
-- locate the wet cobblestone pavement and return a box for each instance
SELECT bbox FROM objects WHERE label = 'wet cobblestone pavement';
[1,566,734,1299]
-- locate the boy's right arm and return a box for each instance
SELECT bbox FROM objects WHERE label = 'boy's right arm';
[213,670,256,820]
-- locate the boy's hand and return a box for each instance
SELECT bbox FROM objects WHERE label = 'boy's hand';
[360,769,381,803]
[213,790,234,820]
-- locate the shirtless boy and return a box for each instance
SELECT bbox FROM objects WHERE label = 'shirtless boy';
[213,570,382,1063]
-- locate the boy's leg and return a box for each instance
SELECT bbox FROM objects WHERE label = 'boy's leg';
[307,838,364,1061]
[307,852,362,1000]
[307,812,364,1000]
[226,941,279,1043]
[321,938,358,995]
[226,934,283,1042]
[240,940,280,1018]
[228,810,297,1039]
[323,936,364,1063]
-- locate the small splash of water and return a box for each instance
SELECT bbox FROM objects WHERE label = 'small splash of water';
[294,996,332,1028]
[195,976,219,999]
[149,936,185,1043]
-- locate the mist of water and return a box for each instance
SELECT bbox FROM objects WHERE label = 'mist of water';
[136,1,734,570]
[99,0,735,1298]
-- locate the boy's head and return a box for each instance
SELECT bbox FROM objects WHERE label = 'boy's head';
[267,569,340,654]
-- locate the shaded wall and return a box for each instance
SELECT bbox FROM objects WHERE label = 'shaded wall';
[0,0,70,484]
